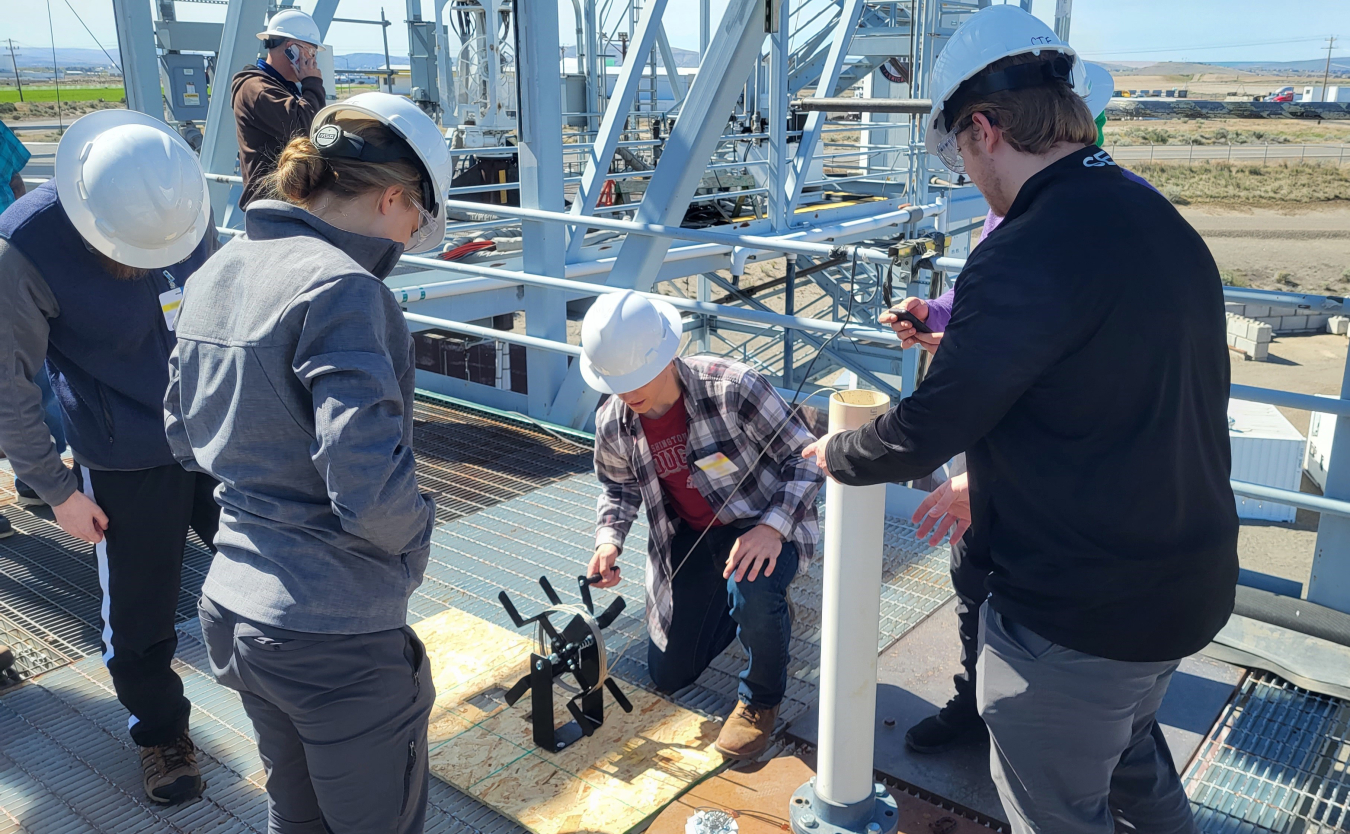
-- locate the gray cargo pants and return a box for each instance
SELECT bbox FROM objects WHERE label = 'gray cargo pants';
[199,596,435,834]
[976,602,1199,834]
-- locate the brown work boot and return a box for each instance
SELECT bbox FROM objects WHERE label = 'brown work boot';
[714,702,779,760]
[140,730,203,805]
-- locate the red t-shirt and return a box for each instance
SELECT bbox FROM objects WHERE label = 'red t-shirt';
[640,396,722,530]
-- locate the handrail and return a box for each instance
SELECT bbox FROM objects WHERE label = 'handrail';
[1231,480,1350,520]
[402,310,1350,520]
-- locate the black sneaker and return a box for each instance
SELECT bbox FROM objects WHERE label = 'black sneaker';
[904,696,985,754]
[0,513,12,539]
[14,479,44,508]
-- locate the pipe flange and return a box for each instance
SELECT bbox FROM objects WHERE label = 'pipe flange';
[789,781,899,834]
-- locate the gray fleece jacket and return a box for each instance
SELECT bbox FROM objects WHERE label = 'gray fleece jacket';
[165,201,434,634]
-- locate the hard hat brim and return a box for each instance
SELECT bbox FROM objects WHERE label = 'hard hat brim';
[579,296,683,395]
[54,110,212,270]
[1084,63,1114,119]
[255,31,326,50]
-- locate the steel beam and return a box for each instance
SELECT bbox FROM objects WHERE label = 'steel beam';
[655,24,688,107]
[1310,348,1350,612]
[767,0,790,229]
[786,0,866,212]
[310,0,341,35]
[112,0,165,120]
[565,0,671,260]
[515,0,570,422]
[598,0,768,289]
[201,0,268,225]
[795,97,933,114]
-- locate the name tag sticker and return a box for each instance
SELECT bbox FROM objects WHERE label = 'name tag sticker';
[159,287,185,331]
[694,452,738,480]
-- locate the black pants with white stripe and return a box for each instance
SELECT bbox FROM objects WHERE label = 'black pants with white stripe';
[81,463,220,747]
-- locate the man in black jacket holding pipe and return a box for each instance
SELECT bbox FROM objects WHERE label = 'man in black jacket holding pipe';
[802,7,1237,833]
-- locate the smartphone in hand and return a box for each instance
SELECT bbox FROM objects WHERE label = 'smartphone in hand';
[284,44,302,75]
[888,307,933,334]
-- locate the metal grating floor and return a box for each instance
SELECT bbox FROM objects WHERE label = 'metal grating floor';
[0,393,952,832]
[1185,672,1350,833]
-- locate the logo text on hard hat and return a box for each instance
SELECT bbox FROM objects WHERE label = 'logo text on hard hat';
[1030,36,1055,45]
[314,125,342,149]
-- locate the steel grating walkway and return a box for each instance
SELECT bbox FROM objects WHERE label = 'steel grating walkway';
[1185,672,1350,833]
[0,393,954,832]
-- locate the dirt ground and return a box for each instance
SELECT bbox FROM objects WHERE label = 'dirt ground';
[1229,332,1348,591]
[1180,204,1350,291]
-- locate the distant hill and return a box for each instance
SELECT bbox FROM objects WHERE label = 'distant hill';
[1212,57,1350,74]
[1,47,121,71]
[333,52,410,70]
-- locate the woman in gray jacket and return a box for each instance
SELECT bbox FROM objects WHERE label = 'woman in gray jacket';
[164,92,451,834]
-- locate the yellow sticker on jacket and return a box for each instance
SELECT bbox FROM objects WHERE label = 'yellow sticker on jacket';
[694,452,738,480]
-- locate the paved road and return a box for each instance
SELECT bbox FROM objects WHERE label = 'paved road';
[1110,143,1349,165]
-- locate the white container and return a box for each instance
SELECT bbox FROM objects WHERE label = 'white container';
[1230,400,1305,522]
[1305,396,1336,493]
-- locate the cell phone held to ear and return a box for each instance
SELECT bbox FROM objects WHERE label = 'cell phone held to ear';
[887,307,933,334]
[285,44,302,72]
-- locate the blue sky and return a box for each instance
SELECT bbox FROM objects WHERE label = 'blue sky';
[3,0,1346,64]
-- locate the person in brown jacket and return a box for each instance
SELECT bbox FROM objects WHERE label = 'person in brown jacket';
[230,9,328,208]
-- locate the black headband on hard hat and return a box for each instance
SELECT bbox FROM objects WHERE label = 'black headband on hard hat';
[311,122,437,217]
[941,52,1076,132]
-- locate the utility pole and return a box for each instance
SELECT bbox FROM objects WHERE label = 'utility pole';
[1322,36,1337,103]
[7,40,22,102]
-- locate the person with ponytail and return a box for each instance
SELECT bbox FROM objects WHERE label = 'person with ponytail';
[163,93,451,834]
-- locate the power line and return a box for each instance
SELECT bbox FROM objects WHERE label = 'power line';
[58,0,122,73]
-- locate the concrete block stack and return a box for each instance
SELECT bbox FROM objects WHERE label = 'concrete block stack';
[1225,312,1272,361]
[1223,301,1333,336]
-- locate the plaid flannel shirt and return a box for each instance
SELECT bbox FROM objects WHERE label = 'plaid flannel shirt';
[0,121,31,214]
[593,356,823,651]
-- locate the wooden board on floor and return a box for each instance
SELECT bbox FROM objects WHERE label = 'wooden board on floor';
[413,607,726,834]
[646,754,995,834]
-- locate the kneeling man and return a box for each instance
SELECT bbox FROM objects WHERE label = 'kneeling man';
[582,290,823,760]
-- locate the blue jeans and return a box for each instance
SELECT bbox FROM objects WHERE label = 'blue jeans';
[647,521,799,708]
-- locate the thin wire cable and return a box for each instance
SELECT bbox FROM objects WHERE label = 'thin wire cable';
[535,604,611,695]
[58,0,121,73]
[666,246,863,584]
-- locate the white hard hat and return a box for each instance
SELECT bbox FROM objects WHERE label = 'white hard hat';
[257,9,325,50]
[55,109,210,270]
[925,5,1089,173]
[1084,62,1114,119]
[580,290,683,395]
[310,92,452,253]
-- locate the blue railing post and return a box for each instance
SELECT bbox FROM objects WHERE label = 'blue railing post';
[1309,348,1350,612]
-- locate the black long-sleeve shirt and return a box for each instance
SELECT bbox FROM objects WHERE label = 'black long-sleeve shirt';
[828,146,1239,663]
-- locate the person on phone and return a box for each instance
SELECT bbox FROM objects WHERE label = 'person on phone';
[231,9,328,209]
[582,290,824,761]
[803,7,1236,832]
[0,110,218,804]
[167,93,452,833]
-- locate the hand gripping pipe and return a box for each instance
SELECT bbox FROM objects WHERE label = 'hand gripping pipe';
[790,390,900,834]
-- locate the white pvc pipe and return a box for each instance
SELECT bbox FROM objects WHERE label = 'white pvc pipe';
[817,389,891,808]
